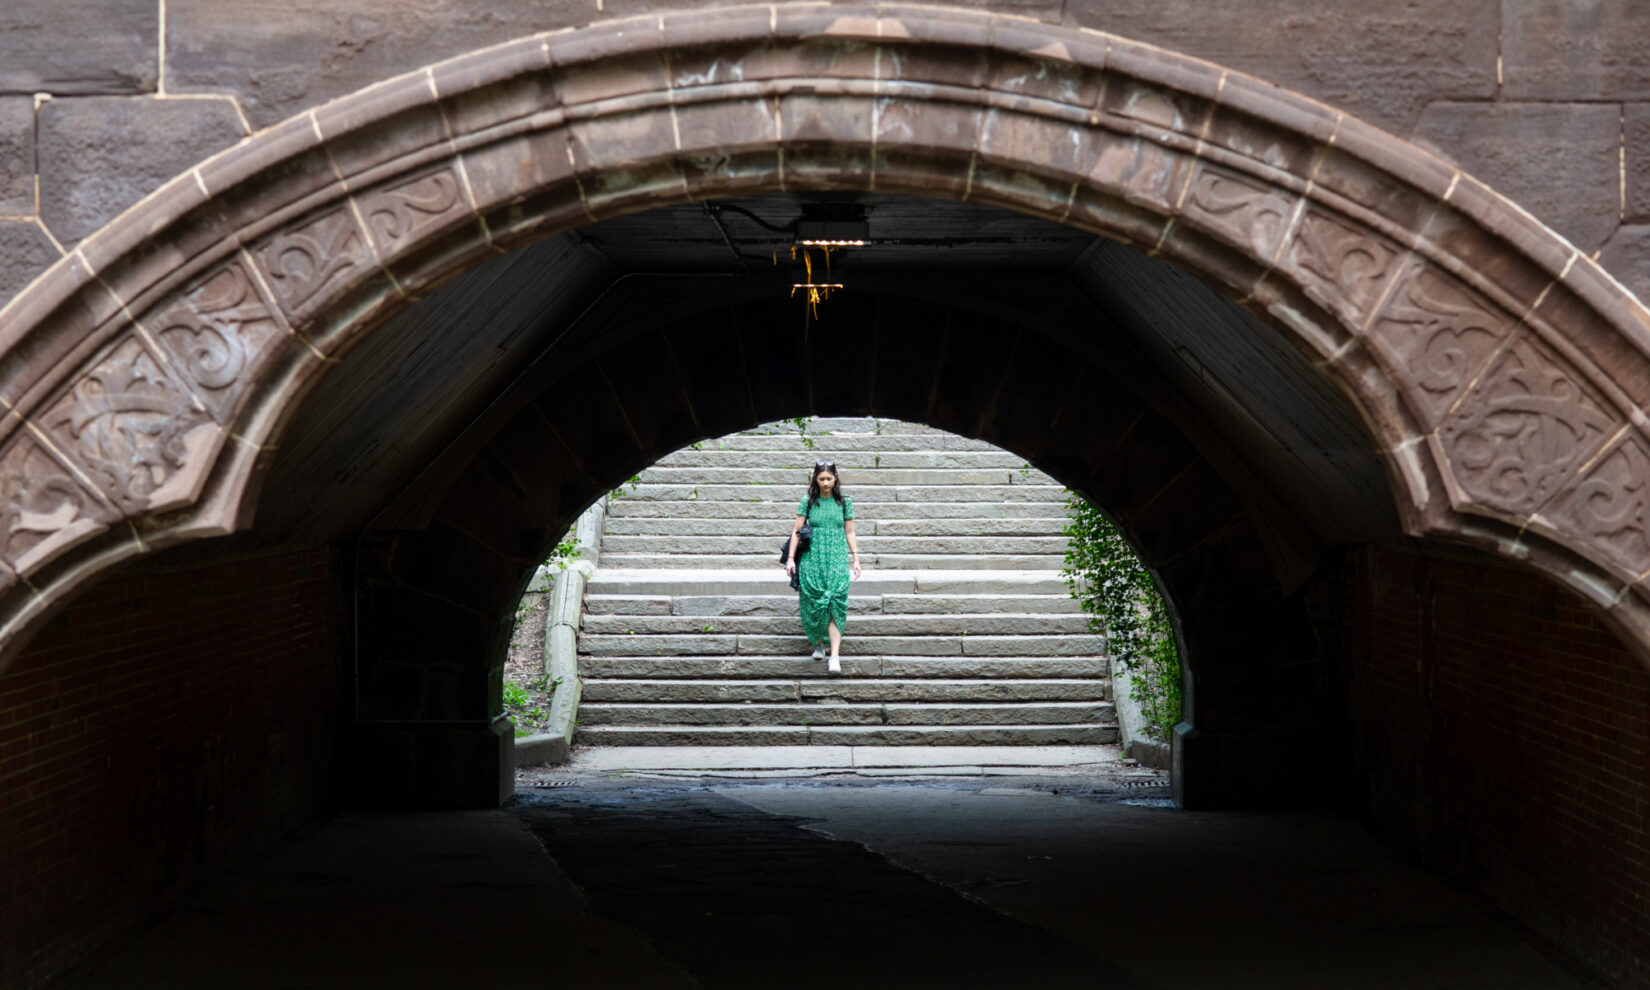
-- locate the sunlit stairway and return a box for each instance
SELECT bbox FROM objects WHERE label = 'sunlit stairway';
[574,418,1117,746]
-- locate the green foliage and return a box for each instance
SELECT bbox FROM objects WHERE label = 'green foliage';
[1061,493,1183,740]
[504,676,557,736]
[610,474,642,500]
[544,533,582,570]
[790,416,817,450]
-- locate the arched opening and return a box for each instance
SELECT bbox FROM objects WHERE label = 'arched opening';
[4,8,1650,984]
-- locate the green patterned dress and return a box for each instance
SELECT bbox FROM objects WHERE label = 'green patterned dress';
[797,494,853,642]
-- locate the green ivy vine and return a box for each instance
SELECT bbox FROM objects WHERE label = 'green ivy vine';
[1061,493,1183,741]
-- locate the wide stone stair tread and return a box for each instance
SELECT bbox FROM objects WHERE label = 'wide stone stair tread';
[602,517,1072,536]
[639,466,1059,485]
[654,450,1037,468]
[579,657,1106,678]
[623,484,1066,502]
[574,725,1118,745]
[581,613,1091,635]
[577,701,1114,726]
[596,553,1068,570]
[583,593,1081,616]
[607,500,1065,519]
[600,535,1071,555]
[580,678,1110,702]
[580,633,1105,656]
[570,419,1110,748]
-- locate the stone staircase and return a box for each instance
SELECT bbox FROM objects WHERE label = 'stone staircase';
[574,418,1117,746]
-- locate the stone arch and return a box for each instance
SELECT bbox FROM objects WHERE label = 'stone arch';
[1,3,1649,673]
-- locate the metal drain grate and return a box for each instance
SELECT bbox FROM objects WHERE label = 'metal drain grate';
[1118,778,1164,789]
[536,780,578,788]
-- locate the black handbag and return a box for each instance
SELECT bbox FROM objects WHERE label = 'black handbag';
[780,503,814,591]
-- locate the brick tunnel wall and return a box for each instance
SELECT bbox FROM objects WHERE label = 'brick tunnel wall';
[1347,545,1650,985]
[0,548,346,990]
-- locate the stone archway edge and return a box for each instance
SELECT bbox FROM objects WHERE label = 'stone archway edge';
[4,3,1650,664]
[517,498,606,766]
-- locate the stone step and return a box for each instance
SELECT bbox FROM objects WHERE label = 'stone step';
[654,450,1035,469]
[580,656,1106,679]
[601,517,1071,537]
[582,592,1081,617]
[584,570,1072,596]
[574,724,1119,746]
[606,500,1065,519]
[740,416,944,435]
[702,434,1002,452]
[597,553,1067,570]
[577,700,1113,727]
[620,484,1066,503]
[600,535,1070,556]
[580,678,1110,703]
[637,466,1057,486]
[581,613,1092,636]
[579,632,1105,656]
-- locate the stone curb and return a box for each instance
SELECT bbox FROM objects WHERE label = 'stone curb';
[518,500,605,767]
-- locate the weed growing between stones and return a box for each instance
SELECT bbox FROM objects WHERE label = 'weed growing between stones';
[1061,493,1183,740]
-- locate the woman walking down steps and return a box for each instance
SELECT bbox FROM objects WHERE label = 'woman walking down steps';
[785,461,863,674]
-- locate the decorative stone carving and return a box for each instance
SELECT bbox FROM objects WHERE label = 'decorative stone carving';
[1440,334,1617,519]
[40,333,225,516]
[1548,434,1650,579]
[361,167,466,257]
[1365,262,1518,426]
[1283,208,1402,329]
[1180,164,1296,260]
[0,433,112,576]
[1088,129,1196,215]
[253,206,373,321]
[151,262,285,423]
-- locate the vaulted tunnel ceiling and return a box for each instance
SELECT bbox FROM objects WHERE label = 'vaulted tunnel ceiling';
[241,193,1399,559]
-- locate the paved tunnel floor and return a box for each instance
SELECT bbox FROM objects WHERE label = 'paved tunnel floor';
[59,760,1592,989]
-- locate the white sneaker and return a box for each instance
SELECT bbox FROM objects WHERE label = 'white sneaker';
[828,656,842,675]
[811,644,825,660]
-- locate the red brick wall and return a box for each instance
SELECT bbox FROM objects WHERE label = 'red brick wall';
[1349,545,1650,985]
[0,547,346,989]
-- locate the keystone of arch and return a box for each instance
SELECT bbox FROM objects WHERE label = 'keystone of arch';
[0,4,1648,667]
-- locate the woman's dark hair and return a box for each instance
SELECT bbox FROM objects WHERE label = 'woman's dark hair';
[807,462,846,512]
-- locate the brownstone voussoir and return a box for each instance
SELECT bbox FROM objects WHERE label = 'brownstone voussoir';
[0,3,1648,673]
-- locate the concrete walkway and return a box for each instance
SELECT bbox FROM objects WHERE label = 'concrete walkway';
[59,761,1592,989]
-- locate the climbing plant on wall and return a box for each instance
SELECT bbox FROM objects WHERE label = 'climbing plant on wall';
[1061,494,1183,740]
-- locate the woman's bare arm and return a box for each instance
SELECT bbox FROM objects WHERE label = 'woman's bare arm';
[786,513,805,570]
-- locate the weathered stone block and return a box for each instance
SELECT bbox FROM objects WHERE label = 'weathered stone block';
[1411,101,1622,252]
[0,98,33,218]
[165,0,592,128]
[1599,225,1650,308]
[1627,104,1650,224]
[1066,0,1498,134]
[38,96,246,246]
[1502,0,1650,101]
[0,0,157,96]
[0,221,59,309]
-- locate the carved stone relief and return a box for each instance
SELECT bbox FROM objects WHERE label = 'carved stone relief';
[1281,207,1403,329]
[150,262,285,423]
[253,205,374,322]
[1439,333,1618,520]
[1364,261,1518,427]
[38,327,231,518]
[1548,434,1650,580]
[1179,163,1296,260]
[360,167,467,258]
[0,432,114,577]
